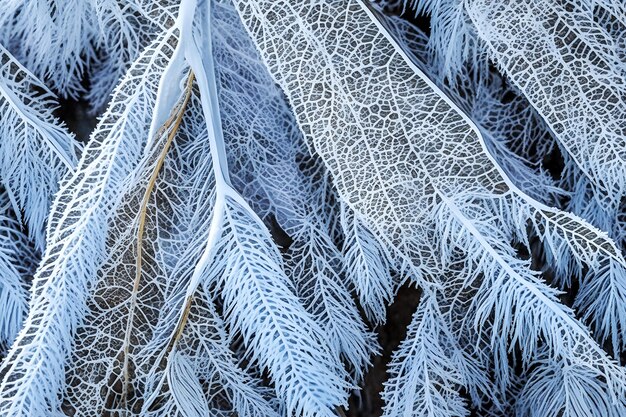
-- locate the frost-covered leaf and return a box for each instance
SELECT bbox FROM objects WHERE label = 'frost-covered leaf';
[375,9,562,205]
[454,0,626,354]
[385,0,626,357]
[232,0,626,414]
[0,24,183,416]
[64,72,211,416]
[65,70,282,416]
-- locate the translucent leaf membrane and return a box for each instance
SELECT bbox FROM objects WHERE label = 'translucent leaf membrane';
[588,1,626,68]
[0,44,80,250]
[63,79,215,416]
[375,10,561,206]
[0,192,36,353]
[232,0,626,415]
[467,0,626,227]
[0,27,182,416]
[66,59,332,414]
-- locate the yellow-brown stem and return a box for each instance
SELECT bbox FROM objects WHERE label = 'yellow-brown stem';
[120,72,196,407]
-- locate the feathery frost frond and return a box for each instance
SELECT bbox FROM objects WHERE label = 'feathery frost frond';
[402,0,486,81]
[213,195,350,417]
[340,203,395,325]
[381,290,469,417]
[516,350,626,417]
[86,0,180,110]
[0,44,80,250]
[0,0,178,104]
[435,193,626,411]
[285,217,378,381]
[0,192,36,352]
[574,259,626,356]
[0,0,97,96]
